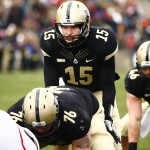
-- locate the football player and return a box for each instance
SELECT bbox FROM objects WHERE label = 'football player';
[0,110,39,150]
[121,41,150,150]
[7,86,99,150]
[40,1,121,150]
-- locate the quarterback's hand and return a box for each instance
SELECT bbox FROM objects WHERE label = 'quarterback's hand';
[104,119,121,144]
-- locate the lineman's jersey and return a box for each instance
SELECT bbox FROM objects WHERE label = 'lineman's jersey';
[125,68,150,103]
[40,26,118,92]
[7,86,99,146]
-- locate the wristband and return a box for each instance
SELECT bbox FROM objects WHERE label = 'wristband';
[129,142,137,150]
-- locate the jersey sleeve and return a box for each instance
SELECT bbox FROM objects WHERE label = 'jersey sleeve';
[99,57,116,118]
[7,97,25,127]
[40,27,54,57]
[94,27,118,61]
[44,56,60,87]
[125,69,145,98]
[39,27,60,87]
[85,89,99,115]
[104,29,118,60]
[76,87,99,115]
[90,27,118,118]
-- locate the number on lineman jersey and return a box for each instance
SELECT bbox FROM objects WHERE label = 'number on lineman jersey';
[9,111,23,123]
[64,111,77,124]
[128,69,140,80]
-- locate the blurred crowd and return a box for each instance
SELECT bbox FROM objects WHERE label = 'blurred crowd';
[0,0,150,71]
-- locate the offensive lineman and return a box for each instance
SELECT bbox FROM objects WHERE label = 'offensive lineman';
[121,41,150,150]
[40,1,121,150]
[7,86,99,150]
[0,110,39,150]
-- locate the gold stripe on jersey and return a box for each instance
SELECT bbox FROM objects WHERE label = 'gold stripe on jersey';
[105,45,118,60]
[41,49,51,57]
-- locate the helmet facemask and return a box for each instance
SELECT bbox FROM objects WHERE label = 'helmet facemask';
[55,1,90,49]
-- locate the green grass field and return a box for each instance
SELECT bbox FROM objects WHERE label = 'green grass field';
[0,69,150,150]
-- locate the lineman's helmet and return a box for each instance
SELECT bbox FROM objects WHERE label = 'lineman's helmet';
[55,0,90,49]
[22,88,59,137]
[136,41,150,78]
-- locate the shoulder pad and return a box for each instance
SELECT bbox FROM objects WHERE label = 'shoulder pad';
[40,26,57,56]
[90,27,118,60]
[125,68,144,97]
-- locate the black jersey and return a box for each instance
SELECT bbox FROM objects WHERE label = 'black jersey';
[125,68,150,103]
[40,26,118,91]
[40,26,118,116]
[7,86,99,146]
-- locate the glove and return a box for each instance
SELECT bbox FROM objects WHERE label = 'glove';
[104,119,121,144]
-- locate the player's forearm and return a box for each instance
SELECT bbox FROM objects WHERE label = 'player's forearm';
[103,85,115,118]
[72,133,91,150]
[44,57,59,87]
[100,62,116,117]
[127,94,142,143]
[128,120,141,143]
[128,119,141,150]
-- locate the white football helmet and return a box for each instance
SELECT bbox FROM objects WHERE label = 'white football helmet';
[22,88,59,136]
[136,41,150,77]
[55,0,90,48]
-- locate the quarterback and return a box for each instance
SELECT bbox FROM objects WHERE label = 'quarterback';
[40,1,121,149]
